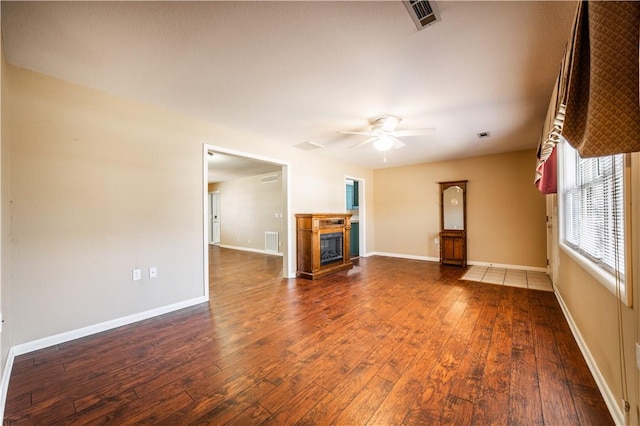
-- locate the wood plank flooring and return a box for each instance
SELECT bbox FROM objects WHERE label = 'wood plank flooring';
[4,246,613,424]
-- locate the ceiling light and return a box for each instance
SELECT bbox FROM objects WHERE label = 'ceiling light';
[373,135,394,152]
[381,116,401,132]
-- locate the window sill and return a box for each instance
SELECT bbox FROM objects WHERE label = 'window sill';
[559,242,629,306]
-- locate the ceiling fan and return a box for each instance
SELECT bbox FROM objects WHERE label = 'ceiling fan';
[338,116,435,153]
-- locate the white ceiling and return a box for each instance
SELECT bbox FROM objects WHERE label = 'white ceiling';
[1,1,577,176]
[207,151,282,183]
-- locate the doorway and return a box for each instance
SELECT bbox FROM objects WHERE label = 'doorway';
[203,144,292,300]
[345,176,365,259]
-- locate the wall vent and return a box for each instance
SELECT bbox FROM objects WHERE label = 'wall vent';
[403,0,439,30]
[265,232,279,253]
[261,174,279,183]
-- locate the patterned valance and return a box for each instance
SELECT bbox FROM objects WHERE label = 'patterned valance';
[562,1,640,157]
[535,1,640,193]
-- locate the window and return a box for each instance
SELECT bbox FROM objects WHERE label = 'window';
[559,140,629,303]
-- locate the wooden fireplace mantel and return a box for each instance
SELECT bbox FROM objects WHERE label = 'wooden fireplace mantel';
[295,213,353,280]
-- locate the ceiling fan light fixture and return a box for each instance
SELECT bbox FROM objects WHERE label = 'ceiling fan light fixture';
[373,135,394,152]
[381,116,401,132]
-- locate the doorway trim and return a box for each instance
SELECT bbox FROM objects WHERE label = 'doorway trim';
[202,144,292,300]
[345,175,366,257]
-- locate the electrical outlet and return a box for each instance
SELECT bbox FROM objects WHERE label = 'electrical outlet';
[132,269,142,281]
[635,342,640,369]
[149,267,158,278]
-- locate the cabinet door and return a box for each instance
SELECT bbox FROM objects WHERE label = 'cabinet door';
[440,231,466,266]
[350,223,359,257]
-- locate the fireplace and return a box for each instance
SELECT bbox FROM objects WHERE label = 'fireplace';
[295,213,353,279]
[320,232,343,265]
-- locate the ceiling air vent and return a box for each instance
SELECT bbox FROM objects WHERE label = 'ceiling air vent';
[261,174,279,184]
[294,141,324,151]
[403,0,439,30]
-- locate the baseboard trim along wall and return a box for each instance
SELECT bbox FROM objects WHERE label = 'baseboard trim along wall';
[0,347,15,426]
[218,244,283,257]
[0,295,208,425]
[467,260,547,273]
[369,252,546,272]
[12,296,209,356]
[369,252,440,263]
[554,287,622,425]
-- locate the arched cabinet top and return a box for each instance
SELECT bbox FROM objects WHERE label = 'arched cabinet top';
[438,180,467,266]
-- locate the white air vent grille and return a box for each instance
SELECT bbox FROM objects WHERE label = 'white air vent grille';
[403,0,439,30]
[261,174,279,183]
[265,232,279,252]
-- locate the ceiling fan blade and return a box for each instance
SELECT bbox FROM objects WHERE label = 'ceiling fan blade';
[350,137,377,149]
[391,136,406,149]
[338,131,371,136]
[392,128,436,137]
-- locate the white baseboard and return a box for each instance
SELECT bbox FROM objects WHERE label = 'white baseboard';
[368,251,440,263]
[0,346,16,426]
[11,296,208,356]
[0,295,207,425]
[554,288,623,425]
[368,252,546,273]
[218,244,283,256]
[467,260,547,273]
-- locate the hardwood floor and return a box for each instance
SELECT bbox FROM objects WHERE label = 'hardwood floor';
[4,246,613,425]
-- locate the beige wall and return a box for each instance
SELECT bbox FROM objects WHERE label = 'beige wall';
[4,65,374,348]
[0,16,8,372]
[556,250,636,423]
[210,172,284,252]
[8,67,206,343]
[552,153,640,424]
[374,150,547,268]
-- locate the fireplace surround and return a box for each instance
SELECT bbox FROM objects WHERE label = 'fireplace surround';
[295,213,352,279]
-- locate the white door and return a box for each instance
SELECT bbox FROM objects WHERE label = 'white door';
[211,191,221,245]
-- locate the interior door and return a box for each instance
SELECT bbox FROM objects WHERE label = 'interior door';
[210,191,221,245]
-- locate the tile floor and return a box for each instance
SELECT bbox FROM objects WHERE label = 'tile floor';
[461,265,553,291]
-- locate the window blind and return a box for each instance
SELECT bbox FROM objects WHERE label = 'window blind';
[561,142,625,278]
